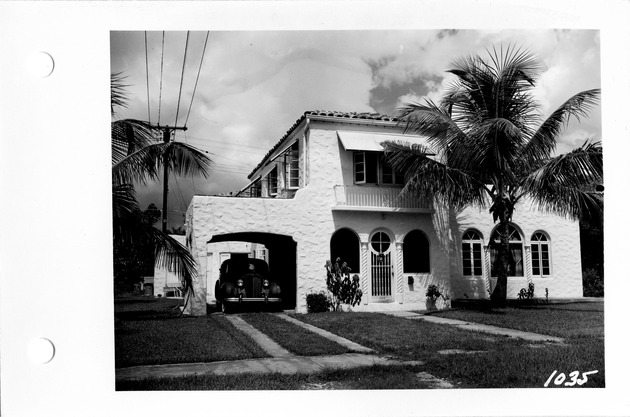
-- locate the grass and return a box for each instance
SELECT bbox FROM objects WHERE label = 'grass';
[116,297,605,389]
[115,298,268,368]
[294,308,605,388]
[431,302,604,339]
[116,364,433,390]
[240,313,350,356]
[294,312,527,361]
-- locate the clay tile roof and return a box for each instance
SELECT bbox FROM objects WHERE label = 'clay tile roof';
[247,110,398,179]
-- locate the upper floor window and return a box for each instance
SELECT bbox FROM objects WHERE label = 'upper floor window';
[353,151,403,185]
[284,142,299,189]
[267,166,278,196]
[531,232,551,277]
[462,230,483,277]
[490,224,524,277]
[251,180,261,197]
[403,230,430,273]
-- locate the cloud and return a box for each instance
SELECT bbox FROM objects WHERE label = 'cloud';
[111,29,602,226]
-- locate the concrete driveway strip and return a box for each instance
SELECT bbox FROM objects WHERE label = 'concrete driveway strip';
[412,315,565,343]
[273,313,374,353]
[224,315,294,358]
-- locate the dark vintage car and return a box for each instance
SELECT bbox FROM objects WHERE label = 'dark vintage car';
[214,258,281,313]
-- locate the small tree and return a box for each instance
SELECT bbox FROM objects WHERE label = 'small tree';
[325,258,363,311]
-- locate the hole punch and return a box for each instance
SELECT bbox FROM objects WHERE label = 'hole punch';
[27,338,55,364]
[27,51,55,78]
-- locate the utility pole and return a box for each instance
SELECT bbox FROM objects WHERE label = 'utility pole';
[160,125,187,233]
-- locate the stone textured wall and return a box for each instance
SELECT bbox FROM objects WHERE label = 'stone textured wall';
[185,119,583,314]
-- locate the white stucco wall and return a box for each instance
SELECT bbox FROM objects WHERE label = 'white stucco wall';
[185,118,584,314]
[450,201,583,300]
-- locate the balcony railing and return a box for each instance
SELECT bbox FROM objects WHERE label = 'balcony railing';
[333,185,430,212]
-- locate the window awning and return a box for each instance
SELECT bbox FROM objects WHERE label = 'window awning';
[337,130,430,152]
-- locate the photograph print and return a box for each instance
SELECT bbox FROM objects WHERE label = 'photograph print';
[111,29,604,391]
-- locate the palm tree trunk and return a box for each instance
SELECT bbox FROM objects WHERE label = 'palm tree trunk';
[491,220,510,307]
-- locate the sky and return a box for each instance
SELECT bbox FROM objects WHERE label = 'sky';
[110,29,601,228]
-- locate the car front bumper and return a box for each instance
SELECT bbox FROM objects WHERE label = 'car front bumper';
[223,297,282,303]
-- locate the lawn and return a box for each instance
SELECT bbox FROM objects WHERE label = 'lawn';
[115,298,268,368]
[294,308,605,388]
[115,298,605,389]
[240,313,349,356]
[431,301,604,339]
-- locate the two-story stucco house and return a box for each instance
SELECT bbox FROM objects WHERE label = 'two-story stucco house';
[183,111,583,315]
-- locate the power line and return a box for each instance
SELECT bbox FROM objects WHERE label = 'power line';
[144,31,151,124]
[173,31,190,134]
[157,31,165,126]
[184,134,269,152]
[184,31,210,128]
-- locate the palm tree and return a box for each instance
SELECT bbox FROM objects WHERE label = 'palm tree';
[384,46,602,305]
[111,73,212,294]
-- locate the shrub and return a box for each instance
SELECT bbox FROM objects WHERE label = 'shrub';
[426,284,442,302]
[583,268,604,297]
[306,292,331,313]
[325,258,363,311]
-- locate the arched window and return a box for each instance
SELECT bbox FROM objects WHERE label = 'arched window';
[531,232,551,277]
[490,224,524,277]
[403,230,430,273]
[462,230,483,277]
[330,228,360,273]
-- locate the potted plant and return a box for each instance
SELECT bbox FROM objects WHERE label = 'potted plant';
[425,284,442,311]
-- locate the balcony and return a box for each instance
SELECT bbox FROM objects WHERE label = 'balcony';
[332,185,432,213]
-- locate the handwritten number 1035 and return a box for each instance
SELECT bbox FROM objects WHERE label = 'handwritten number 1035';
[544,370,598,387]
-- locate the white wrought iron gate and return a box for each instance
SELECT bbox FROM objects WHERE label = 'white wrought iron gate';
[370,231,394,302]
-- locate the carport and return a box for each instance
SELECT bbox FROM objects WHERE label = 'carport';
[208,232,297,310]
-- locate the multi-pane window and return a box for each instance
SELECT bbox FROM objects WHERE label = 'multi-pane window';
[531,232,551,277]
[403,230,430,273]
[490,224,524,277]
[267,166,278,196]
[252,180,262,197]
[285,142,300,189]
[462,230,483,276]
[381,157,405,185]
[353,151,403,185]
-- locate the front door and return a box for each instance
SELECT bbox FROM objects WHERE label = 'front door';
[370,231,394,302]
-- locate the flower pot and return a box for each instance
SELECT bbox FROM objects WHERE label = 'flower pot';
[426,298,437,311]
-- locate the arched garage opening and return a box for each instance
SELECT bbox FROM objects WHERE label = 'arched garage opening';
[208,232,297,310]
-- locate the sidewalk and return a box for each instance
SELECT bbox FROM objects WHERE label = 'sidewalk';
[116,353,423,382]
[381,311,565,343]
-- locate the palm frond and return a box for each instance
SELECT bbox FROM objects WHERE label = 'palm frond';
[113,205,196,293]
[395,100,468,156]
[112,119,160,165]
[151,231,197,294]
[111,72,130,117]
[112,183,139,219]
[384,141,488,209]
[165,141,213,179]
[519,141,603,221]
[521,89,601,164]
[112,141,212,186]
